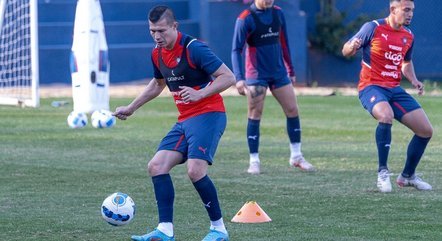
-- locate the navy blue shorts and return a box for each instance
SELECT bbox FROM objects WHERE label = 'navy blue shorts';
[157,112,227,164]
[246,76,291,90]
[359,85,421,121]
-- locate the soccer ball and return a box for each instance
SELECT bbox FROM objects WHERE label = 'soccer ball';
[101,192,135,226]
[67,111,88,128]
[91,109,116,128]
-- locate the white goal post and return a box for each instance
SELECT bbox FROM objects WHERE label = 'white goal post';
[0,0,39,107]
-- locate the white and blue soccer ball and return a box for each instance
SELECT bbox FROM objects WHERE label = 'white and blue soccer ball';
[101,192,135,226]
[91,109,116,128]
[67,111,88,128]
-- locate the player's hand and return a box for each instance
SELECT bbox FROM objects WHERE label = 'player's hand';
[179,86,203,103]
[412,80,424,95]
[290,76,296,87]
[236,80,247,96]
[112,106,134,120]
[350,38,362,53]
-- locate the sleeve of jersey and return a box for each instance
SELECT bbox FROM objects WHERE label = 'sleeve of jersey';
[151,49,163,79]
[188,41,223,75]
[352,22,377,49]
[278,10,295,77]
[231,16,249,81]
[404,40,414,62]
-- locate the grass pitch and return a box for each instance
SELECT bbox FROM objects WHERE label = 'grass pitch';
[1,95,441,241]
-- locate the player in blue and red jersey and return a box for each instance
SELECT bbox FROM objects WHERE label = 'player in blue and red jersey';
[342,0,433,193]
[113,6,234,241]
[231,0,315,175]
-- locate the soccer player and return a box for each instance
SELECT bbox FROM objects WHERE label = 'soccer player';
[231,0,315,174]
[342,0,433,192]
[113,5,234,241]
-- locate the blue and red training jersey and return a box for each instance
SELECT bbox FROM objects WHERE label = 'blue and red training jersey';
[151,32,225,122]
[231,3,295,81]
[351,18,414,91]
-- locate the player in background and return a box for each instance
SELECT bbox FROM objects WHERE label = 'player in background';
[231,0,315,174]
[342,0,433,192]
[113,5,234,241]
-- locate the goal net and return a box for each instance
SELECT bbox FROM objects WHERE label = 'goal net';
[0,0,39,107]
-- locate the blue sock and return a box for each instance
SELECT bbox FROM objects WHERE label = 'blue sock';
[287,116,301,143]
[376,123,392,172]
[247,118,260,153]
[193,175,222,221]
[152,174,174,223]
[402,135,431,178]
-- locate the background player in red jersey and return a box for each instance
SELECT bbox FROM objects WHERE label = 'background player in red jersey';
[231,0,315,175]
[342,0,433,193]
[113,5,234,241]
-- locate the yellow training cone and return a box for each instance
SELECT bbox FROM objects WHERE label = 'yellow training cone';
[231,201,272,223]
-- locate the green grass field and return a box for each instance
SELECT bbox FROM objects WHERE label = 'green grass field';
[1,95,442,241]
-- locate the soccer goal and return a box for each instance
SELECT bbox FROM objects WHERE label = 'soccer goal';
[0,0,39,107]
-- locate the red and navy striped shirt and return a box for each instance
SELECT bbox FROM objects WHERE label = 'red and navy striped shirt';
[351,18,414,91]
[151,32,225,122]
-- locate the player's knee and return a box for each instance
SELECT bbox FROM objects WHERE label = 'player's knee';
[376,113,394,123]
[187,167,206,182]
[147,161,163,176]
[419,124,433,138]
[284,106,299,117]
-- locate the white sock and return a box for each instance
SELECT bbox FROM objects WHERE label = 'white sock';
[210,218,228,234]
[157,222,174,237]
[249,153,260,163]
[290,143,302,159]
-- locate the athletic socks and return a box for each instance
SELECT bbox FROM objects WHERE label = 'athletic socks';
[193,175,223,224]
[287,116,301,143]
[193,176,227,235]
[157,222,174,237]
[289,142,302,159]
[247,118,260,154]
[152,174,175,223]
[376,122,392,172]
[249,117,303,159]
[249,152,260,163]
[402,135,431,177]
[210,217,228,234]
[154,175,229,237]
[287,116,302,158]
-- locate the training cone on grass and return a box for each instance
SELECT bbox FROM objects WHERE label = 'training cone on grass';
[231,201,272,223]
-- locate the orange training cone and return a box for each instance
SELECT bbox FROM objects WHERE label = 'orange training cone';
[231,201,272,223]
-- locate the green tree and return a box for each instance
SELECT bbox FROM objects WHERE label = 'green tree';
[309,0,377,58]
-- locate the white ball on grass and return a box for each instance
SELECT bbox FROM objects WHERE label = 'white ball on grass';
[91,109,116,128]
[101,192,135,226]
[67,111,88,128]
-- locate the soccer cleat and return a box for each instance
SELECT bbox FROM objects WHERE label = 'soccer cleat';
[396,174,432,191]
[377,169,392,193]
[247,161,260,175]
[131,228,175,241]
[201,229,229,241]
[289,155,315,172]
